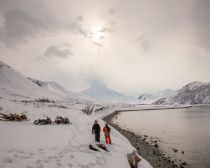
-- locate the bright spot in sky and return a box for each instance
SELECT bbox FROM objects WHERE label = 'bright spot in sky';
[91,25,103,43]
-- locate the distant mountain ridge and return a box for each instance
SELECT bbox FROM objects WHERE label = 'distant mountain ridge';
[3,61,209,105]
[153,81,210,105]
[79,81,137,103]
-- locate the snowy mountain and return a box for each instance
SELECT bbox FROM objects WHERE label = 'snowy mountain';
[0,61,73,99]
[138,89,177,104]
[153,81,210,105]
[79,81,136,103]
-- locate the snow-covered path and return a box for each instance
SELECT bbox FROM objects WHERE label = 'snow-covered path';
[0,97,152,168]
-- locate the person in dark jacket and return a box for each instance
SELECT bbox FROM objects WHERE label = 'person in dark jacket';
[92,120,101,142]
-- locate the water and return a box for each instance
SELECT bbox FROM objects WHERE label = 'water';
[116,105,210,168]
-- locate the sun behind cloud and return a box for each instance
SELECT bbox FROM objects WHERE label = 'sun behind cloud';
[91,25,104,43]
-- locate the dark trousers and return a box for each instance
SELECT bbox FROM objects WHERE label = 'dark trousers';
[95,132,100,142]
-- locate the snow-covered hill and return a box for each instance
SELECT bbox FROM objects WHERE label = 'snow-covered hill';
[0,61,54,99]
[79,81,137,103]
[0,61,77,100]
[138,89,177,104]
[153,81,210,105]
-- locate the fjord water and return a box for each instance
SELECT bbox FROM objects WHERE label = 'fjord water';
[116,105,210,168]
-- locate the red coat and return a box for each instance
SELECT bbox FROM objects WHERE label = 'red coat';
[103,127,110,136]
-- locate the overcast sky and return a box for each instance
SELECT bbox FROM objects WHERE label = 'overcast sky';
[0,0,210,96]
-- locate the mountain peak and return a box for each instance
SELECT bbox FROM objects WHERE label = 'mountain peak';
[88,80,106,89]
[80,81,136,103]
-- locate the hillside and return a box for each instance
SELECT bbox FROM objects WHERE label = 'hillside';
[0,61,58,99]
[153,81,210,105]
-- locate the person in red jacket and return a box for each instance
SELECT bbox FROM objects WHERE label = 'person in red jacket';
[103,123,112,144]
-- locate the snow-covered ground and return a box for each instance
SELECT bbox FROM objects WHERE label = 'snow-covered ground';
[0,95,152,168]
[0,61,153,168]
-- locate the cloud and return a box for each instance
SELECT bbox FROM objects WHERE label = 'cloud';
[77,16,83,22]
[192,0,210,49]
[92,42,103,48]
[44,45,74,58]
[0,9,46,46]
[109,9,115,15]
[137,33,153,52]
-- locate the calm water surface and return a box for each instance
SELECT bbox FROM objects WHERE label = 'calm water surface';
[116,105,210,168]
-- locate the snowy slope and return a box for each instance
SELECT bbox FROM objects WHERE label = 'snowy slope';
[0,61,38,94]
[0,90,152,168]
[138,89,177,104]
[79,81,137,103]
[153,81,210,105]
[0,61,57,99]
[0,61,80,101]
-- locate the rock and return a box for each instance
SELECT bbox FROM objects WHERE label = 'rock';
[181,161,187,166]
[154,144,159,148]
[127,150,141,168]
[172,148,178,152]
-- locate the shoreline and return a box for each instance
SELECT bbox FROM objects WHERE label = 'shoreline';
[103,108,189,168]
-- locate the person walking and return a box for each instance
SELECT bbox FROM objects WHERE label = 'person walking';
[103,123,112,144]
[92,120,101,142]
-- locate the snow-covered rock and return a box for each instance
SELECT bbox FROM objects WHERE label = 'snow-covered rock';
[153,81,210,105]
[138,89,177,104]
